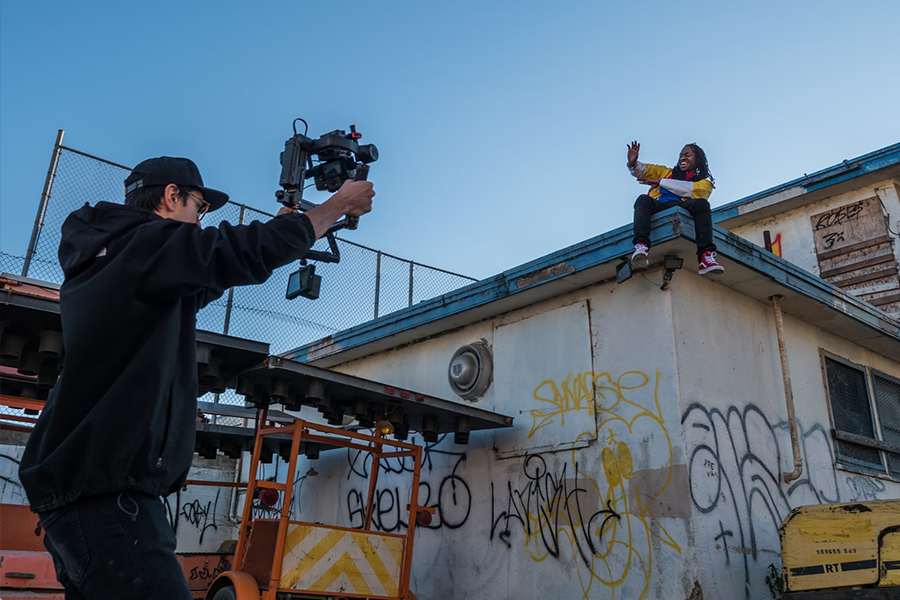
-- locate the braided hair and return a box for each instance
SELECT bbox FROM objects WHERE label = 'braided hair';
[672,143,715,188]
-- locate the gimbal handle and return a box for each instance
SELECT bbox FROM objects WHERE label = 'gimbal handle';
[343,164,369,231]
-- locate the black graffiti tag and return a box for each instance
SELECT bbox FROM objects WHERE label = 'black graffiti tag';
[822,231,845,250]
[189,557,230,581]
[180,496,219,544]
[682,403,840,600]
[815,201,864,231]
[489,454,621,568]
[344,435,471,532]
[346,453,471,532]
[190,566,212,580]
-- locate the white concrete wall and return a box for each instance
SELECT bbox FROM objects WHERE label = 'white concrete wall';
[287,269,900,600]
[728,180,900,276]
[293,275,697,600]
[674,275,900,599]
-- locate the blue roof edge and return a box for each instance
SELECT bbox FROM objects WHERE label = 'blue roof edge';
[285,207,690,363]
[286,207,900,364]
[712,142,900,223]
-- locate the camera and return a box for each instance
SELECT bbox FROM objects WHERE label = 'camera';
[276,121,378,210]
[276,120,378,300]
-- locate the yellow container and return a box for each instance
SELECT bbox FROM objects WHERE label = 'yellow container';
[780,499,900,593]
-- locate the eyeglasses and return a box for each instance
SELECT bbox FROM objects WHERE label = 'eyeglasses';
[186,192,210,221]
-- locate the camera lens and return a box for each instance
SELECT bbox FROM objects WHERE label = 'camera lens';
[358,144,379,164]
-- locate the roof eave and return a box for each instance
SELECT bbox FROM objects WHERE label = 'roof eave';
[285,208,900,368]
[712,143,900,228]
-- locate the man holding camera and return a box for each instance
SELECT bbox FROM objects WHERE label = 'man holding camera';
[19,156,374,599]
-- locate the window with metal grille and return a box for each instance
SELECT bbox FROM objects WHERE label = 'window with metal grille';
[824,356,883,470]
[822,351,900,478]
[872,372,900,476]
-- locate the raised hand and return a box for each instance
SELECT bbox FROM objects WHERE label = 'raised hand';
[627,141,640,167]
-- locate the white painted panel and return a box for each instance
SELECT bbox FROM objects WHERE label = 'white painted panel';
[492,301,595,456]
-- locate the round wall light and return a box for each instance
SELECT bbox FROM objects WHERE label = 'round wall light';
[447,339,493,402]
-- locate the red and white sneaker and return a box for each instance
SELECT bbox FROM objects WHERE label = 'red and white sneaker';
[699,251,724,275]
[631,243,649,268]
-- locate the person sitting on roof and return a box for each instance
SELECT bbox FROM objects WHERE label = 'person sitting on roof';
[626,141,724,275]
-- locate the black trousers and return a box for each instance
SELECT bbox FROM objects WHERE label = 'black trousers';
[632,194,716,257]
[39,492,192,600]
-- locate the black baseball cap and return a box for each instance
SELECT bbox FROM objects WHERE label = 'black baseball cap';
[125,156,229,212]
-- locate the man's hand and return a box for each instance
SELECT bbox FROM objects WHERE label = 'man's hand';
[627,141,640,168]
[331,179,375,217]
[303,179,376,239]
[277,205,300,217]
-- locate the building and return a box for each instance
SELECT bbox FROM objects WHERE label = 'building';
[278,143,900,599]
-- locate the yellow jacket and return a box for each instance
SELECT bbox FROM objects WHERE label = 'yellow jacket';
[628,161,713,200]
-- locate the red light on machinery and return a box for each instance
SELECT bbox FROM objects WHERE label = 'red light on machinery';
[416,510,432,527]
[260,488,280,507]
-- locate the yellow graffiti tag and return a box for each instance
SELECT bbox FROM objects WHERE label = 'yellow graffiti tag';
[530,371,599,436]
[522,370,680,600]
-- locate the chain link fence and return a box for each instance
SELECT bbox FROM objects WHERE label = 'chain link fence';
[5,136,476,425]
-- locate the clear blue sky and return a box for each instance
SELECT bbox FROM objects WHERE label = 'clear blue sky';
[2,0,898,279]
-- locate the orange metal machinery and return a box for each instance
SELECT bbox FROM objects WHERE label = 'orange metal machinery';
[205,407,431,600]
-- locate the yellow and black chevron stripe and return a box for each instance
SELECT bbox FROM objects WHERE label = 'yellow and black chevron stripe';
[280,523,405,598]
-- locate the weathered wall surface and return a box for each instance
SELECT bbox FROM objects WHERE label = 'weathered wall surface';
[293,268,900,600]
[728,180,900,275]
[296,275,697,600]
[673,275,900,599]
[0,429,240,555]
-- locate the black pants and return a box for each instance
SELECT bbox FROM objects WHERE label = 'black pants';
[39,491,192,600]
[632,194,716,257]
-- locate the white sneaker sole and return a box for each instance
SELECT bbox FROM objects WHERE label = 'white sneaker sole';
[631,254,649,268]
[699,265,724,275]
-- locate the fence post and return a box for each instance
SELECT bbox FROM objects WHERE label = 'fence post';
[222,203,245,336]
[214,203,245,424]
[374,251,383,319]
[22,129,65,278]
[408,262,415,307]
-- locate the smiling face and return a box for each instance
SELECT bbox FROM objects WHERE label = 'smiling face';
[678,146,698,172]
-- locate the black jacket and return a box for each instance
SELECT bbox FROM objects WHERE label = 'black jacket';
[19,202,315,511]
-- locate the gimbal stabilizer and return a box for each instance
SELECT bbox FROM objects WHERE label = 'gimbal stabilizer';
[277,119,378,300]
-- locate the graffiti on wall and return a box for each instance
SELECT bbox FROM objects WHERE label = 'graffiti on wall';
[682,403,845,599]
[343,436,473,532]
[846,475,885,502]
[494,370,681,599]
[164,489,223,545]
[770,233,782,257]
